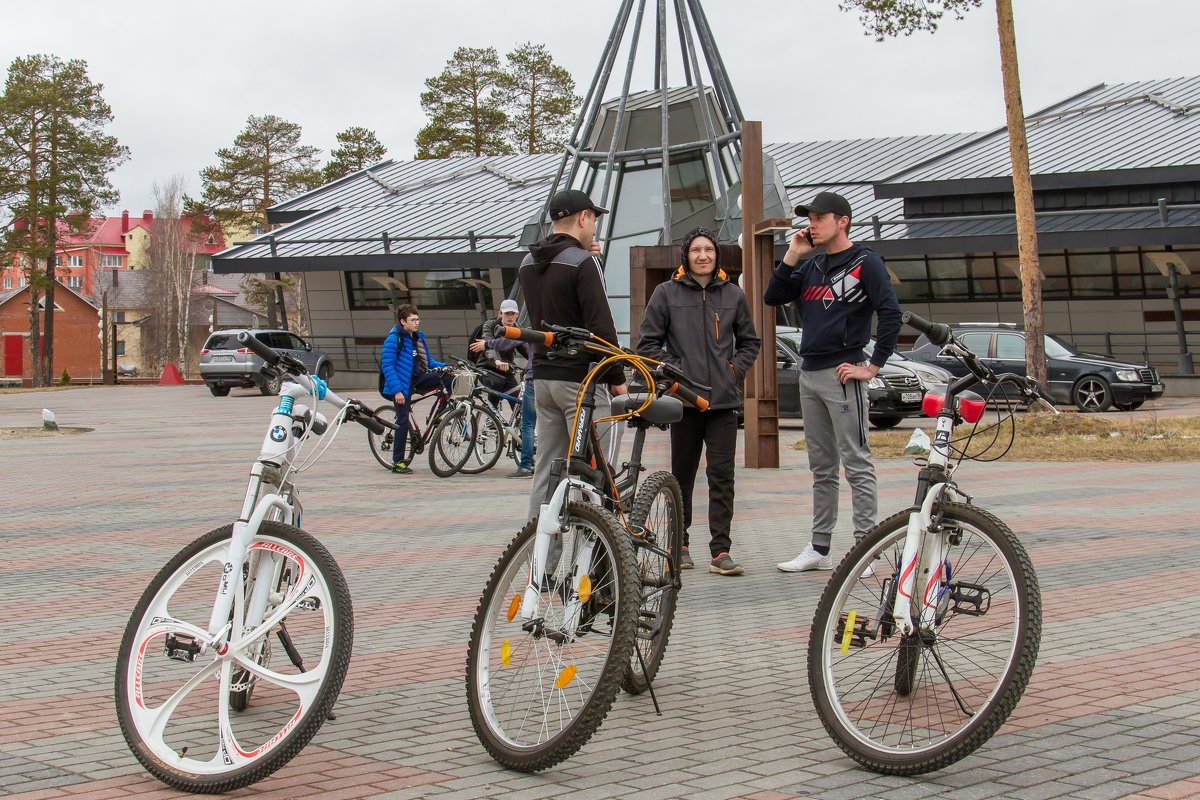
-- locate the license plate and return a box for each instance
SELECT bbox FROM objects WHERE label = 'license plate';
[901,392,921,403]
[212,355,233,362]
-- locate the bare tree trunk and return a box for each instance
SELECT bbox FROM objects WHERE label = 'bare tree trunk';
[996,0,1046,387]
[148,176,199,375]
[43,109,60,387]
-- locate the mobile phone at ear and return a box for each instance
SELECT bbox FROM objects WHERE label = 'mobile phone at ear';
[803,229,814,246]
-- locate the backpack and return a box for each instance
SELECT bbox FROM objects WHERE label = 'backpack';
[466,321,488,366]
[379,332,402,399]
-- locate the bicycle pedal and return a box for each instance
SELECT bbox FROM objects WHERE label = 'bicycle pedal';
[833,614,874,649]
[164,633,201,663]
[949,582,991,616]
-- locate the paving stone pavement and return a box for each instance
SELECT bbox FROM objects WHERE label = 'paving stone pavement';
[2,385,1198,800]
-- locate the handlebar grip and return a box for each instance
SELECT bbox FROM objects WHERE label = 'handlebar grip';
[665,381,709,412]
[901,311,954,347]
[237,331,282,365]
[656,363,712,394]
[502,326,554,346]
[360,414,386,435]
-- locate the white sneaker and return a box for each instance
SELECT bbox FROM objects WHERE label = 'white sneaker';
[860,562,876,579]
[777,544,833,572]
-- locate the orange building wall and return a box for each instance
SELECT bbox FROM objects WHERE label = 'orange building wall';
[0,285,101,382]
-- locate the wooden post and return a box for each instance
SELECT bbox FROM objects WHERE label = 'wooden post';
[740,121,779,468]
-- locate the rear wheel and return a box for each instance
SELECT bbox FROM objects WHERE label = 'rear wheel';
[466,502,639,772]
[808,503,1041,775]
[114,522,353,792]
[209,385,231,397]
[622,471,683,695]
[430,404,474,477]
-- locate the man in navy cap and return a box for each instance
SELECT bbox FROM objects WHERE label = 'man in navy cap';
[518,189,627,519]
[764,191,902,576]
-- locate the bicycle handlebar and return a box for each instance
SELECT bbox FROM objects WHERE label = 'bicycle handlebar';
[237,331,282,365]
[901,311,954,347]
[663,381,709,411]
[502,325,553,346]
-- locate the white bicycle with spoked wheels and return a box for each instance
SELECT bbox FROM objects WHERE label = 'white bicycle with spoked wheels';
[114,332,395,793]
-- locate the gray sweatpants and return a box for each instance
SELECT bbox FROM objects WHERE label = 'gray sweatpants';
[526,379,623,521]
[799,366,877,550]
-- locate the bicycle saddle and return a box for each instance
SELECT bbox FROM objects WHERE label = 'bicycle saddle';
[611,393,684,424]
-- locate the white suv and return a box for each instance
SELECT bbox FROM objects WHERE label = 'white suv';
[199,329,334,396]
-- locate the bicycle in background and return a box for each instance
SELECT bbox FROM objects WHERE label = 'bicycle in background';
[808,311,1056,774]
[114,332,394,792]
[367,364,474,477]
[466,323,707,772]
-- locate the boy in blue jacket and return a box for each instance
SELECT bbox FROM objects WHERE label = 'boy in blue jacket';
[764,192,901,575]
[380,304,453,474]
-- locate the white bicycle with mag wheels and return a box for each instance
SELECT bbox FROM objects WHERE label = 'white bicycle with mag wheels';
[114,332,395,793]
[808,311,1057,775]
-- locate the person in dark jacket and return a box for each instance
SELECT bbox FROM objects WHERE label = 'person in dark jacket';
[518,189,627,520]
[485,301,537,479]
[637,227,761,576]
[380,304,453,474]
[763,191,902,574]
[469,299,521,410]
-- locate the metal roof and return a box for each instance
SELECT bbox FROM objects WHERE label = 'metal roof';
[877,76,1200,196]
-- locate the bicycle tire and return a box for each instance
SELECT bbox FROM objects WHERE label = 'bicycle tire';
[466,501,639,772]
[368,403,417,469]
[429,404,474,478]
[621,471,683,695]
[115,521,354,793]
[457,403,505,475]
[807,503,1041,775]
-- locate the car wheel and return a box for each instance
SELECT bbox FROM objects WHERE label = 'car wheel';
[869,416,903,430]
[1114,400,1144,412]
[317,363,332,382]
[209,385,231,397]
[1072,376,1112,412]
[259,374,282,396]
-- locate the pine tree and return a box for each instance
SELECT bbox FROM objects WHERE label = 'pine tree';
[416,47,512,159]
[0,54,128,386]
[323,126,387,182]
[838,0,1047,388]
[191,114,321,329]
[499,43,580,155]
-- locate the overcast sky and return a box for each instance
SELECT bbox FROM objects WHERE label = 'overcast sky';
[4,0,1197,215]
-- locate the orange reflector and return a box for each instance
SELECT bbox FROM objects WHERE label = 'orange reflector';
[555,665,577,689]
[507,595,520,622]
[577,575,592,603]
[501,639,511,666]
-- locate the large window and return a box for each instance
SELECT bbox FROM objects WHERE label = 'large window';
[345,270,477,311]
[100,254,123,267]
[67,255,83,267]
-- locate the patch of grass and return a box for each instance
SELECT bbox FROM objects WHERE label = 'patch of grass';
[791,413,1200,462]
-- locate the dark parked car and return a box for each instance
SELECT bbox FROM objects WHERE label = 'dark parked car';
[775,328,925,429]
[904,322,1165,412]
[199,329,334,396]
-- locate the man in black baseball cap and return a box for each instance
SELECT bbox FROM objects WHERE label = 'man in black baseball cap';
[793,190,852,220]
[548,189,608,221]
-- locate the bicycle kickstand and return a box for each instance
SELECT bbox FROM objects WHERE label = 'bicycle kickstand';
[634,646,663,716]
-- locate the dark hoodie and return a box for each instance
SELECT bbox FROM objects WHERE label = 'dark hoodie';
[518,233,625,385]
[636,266,760,410]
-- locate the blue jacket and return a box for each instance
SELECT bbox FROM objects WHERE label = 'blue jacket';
[381,326,447,399]
[763,243,902,371]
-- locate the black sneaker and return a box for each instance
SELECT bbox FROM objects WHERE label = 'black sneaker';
[679,547,695,570]
[709,552,744,576]
[391,461,413,475]
[507,467,534,478]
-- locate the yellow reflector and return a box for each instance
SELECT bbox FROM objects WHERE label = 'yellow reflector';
[501,640,511,667]
[577,575,592,603]
[840,610,857,655]
[556,665,577,689]
[507,595,520,622]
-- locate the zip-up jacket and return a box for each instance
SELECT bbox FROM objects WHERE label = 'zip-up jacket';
[636,266,761,410]
[763,242,902,371]
[380,326,447,399]
[518,232,624,386]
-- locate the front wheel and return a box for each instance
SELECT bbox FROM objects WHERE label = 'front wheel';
[466,502,639,772]
[430,404,474,477]
[1114,400,1144,412]
[114,522,353,793]
[807,503,1041,775]
[1072,375,1112,412]
[368,403,416,469]
[458,403,505,475]
[259,374,282,396]
[209,385,231,397]
[869,416,903,430]
[622,471,683,695]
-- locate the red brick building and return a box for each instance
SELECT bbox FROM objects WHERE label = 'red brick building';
[0,282,101,384]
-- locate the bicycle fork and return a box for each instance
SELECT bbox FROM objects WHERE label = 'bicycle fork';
[891,486,963,637]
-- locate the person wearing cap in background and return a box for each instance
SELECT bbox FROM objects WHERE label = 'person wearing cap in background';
[518,189,627,521]
[763,191,902,576]
[637,227,760,576]
[470,298,522,410]
[483,298,538,478]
